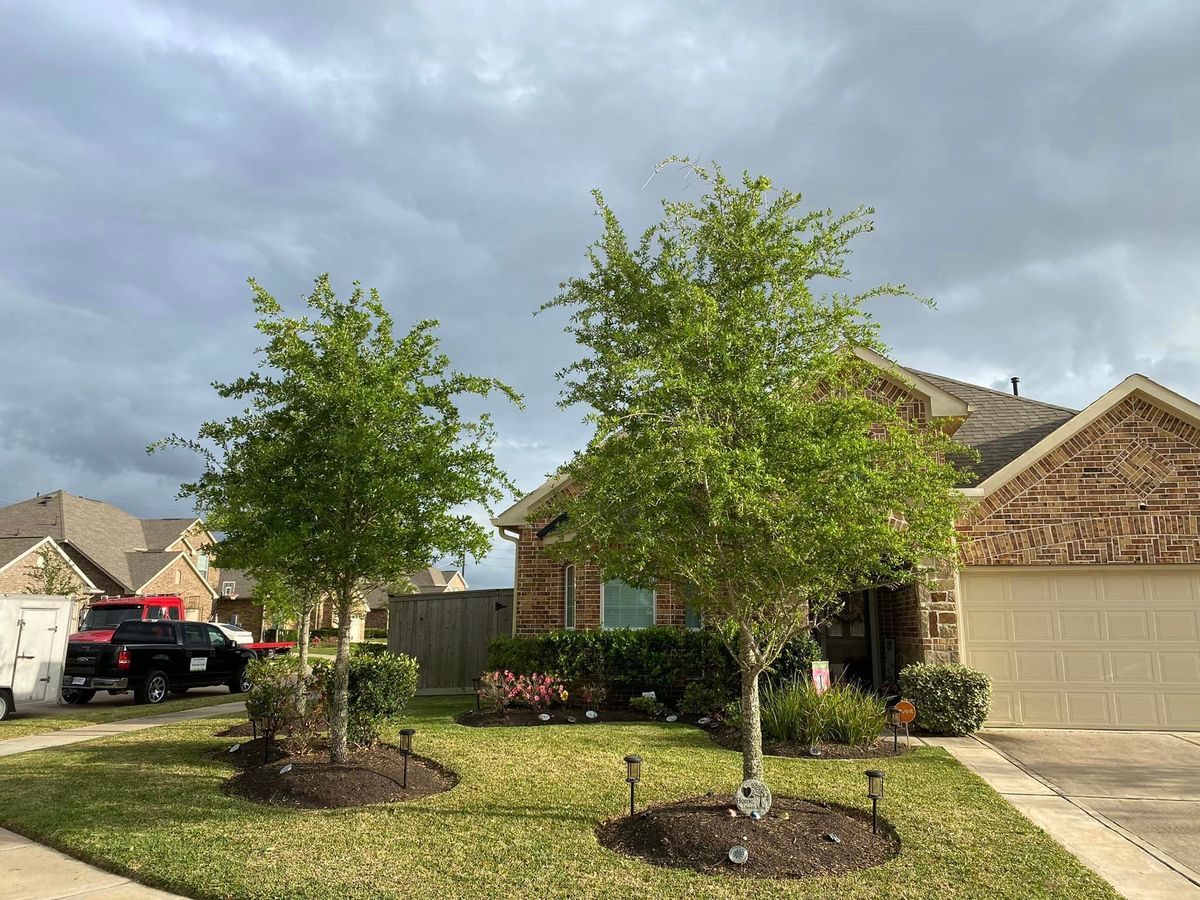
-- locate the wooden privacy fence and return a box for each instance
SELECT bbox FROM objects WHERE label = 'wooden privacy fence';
[387,588,514,694]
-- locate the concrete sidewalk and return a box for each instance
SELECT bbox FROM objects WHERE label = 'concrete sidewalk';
[0,701,245,758]
[1,827,184,899]
[927,735,1200,900]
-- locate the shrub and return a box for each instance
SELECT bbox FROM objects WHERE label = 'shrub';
[246,656,324,761]
[679,681,733,717]
[768,633,823,683]
[477,671,568,714]
[364,628,389,640]
[486,627,738,705]
[629,695,667,718]
[899,662,992,736]
[574,680,607,711]
[319,650,419,748]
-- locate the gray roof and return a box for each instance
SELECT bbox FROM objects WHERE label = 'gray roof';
[0,491,200,592]
[408,566,463,592]
[0,536,44,571]
[906,370,1078,486]
[216,568,257,598]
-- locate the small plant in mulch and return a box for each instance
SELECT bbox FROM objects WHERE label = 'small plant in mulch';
[597,795,898,879]
[628,696,669,719]
[476,671,569,716]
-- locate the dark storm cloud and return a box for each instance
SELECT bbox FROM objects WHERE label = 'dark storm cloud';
[2,1,1198,585]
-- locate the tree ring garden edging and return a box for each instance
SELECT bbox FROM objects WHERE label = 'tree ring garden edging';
[596,795,898,879]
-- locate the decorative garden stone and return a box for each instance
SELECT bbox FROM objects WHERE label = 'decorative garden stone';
[735,778,772,817]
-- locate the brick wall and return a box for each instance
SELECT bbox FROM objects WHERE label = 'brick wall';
[0,545,94,598]
[513,521,684,635]
[212,597,264,639]
[142,556,215,621]
[959,396,1200,565]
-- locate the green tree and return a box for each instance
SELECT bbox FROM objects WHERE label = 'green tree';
[540,161,970,783]
[25,545,79,597]
[156,275,520,762]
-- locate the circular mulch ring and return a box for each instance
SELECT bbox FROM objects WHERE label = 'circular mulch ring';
[225,748,456,809]
[213,736,289,769]
[709,729,913,760]
[597,796,898,879]
[216,722,258,738]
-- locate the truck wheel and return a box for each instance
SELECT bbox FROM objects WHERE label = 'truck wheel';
[229,664,251,694]
[0,691,11,721]
[62,689,95,705]
[136,670,169,705]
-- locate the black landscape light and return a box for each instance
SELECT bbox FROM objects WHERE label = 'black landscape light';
[624,754,643,817]
[865,769,884,835]
[472,677,481,712]
[399,728,416,788]
[886,706,900,753]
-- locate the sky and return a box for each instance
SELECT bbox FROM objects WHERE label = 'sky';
[2,1,1199,588]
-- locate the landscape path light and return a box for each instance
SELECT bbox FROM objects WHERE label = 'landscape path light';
[472,677,481,712]
[399,728,416,788]
[865,769,884,835]
[624,754,643,817]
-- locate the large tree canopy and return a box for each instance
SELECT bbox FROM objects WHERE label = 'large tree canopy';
[157,275,520,761]
[540,161,972,781]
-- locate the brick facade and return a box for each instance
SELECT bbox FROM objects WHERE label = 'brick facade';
[958,396,1200,566]
[212,597,265,639]
[0,543,94,599]
[141,556,216,622]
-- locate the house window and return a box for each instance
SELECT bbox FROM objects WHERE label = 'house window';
[684,603,703,630]
[601,579,655,630]
[174,569,181,585]
[222,581,236,597]
[196,551,209,576]
[564,565,576,629]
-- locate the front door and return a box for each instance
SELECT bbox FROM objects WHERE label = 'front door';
[820,590,881,689]
[12,606,61,703]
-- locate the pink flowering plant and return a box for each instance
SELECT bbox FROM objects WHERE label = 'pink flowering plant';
[478,670,568,714]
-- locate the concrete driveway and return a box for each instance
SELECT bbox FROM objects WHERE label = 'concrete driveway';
[984,730,1200,878]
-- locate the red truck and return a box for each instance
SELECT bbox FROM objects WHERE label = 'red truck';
[70,595,294,655]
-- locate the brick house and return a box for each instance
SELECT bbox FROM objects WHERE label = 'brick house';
[0,491,220,622]
[493,352,1200,730]
[0,535,101,599]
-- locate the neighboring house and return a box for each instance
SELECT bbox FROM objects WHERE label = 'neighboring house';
[0,491,220,622]
[494,352,1200,731]
[211,568,265,639]
[363,567,467,631]
[0,535,101,599]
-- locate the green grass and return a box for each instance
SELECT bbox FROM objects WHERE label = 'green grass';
[0,697,1117,900]
[309,639,386,658]
[0,693,239,739]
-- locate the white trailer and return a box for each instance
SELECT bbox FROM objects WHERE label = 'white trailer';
[0,594,78,720]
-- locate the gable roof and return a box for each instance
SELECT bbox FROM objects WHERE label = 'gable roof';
[216,568,257,598]
[961,373,1200,498]
[0,491,213,595]
[408,566,464,592]
[0,534,102,592]
[905,370,1078,486]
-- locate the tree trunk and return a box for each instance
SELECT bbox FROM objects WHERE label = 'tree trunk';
[329,585,353,764]
[295,601,312,715]
[738,627,765,783]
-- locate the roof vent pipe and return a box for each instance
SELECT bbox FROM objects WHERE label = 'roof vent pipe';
[1010,376,1020,397]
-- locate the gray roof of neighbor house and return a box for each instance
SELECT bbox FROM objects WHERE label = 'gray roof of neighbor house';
[408,566,463,592]
[0,535,45,571]
[906,369,1078,486]
[216,568,257,597]
[0,491,206,593]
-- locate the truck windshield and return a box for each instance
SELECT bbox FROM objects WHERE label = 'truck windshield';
[81,605,142,630]
[112,621,177,643]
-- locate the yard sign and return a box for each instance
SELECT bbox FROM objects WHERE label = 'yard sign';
[811,660,831,694]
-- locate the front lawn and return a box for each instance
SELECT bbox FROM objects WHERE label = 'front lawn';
[0,696,1117,899]
[0,693,240,740]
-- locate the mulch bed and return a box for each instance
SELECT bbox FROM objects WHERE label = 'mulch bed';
[213,736,289,769]
[225,747,456,809]
[597,795,898,879]
[216,722,258,738]
[456,707,721,729]
[709,729,913,760]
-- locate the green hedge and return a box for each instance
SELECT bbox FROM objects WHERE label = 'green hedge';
[899,662,992,736]
[485,628,819,706]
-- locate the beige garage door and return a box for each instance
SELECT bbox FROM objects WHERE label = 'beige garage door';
[960,568,1200,730]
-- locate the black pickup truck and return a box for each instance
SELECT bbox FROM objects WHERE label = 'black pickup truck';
[62,620,256,705]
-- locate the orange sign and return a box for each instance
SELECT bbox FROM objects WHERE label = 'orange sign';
[893,700,916,724]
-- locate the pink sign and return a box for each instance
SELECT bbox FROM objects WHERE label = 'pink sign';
[811,660,831,695]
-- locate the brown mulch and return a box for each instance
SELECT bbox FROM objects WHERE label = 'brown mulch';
[456,707,720,728]
[709,729,912,760]
[213,736,290,769]
[216,722,258,738]
[597,795,898,879]
[225,747,456,809]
